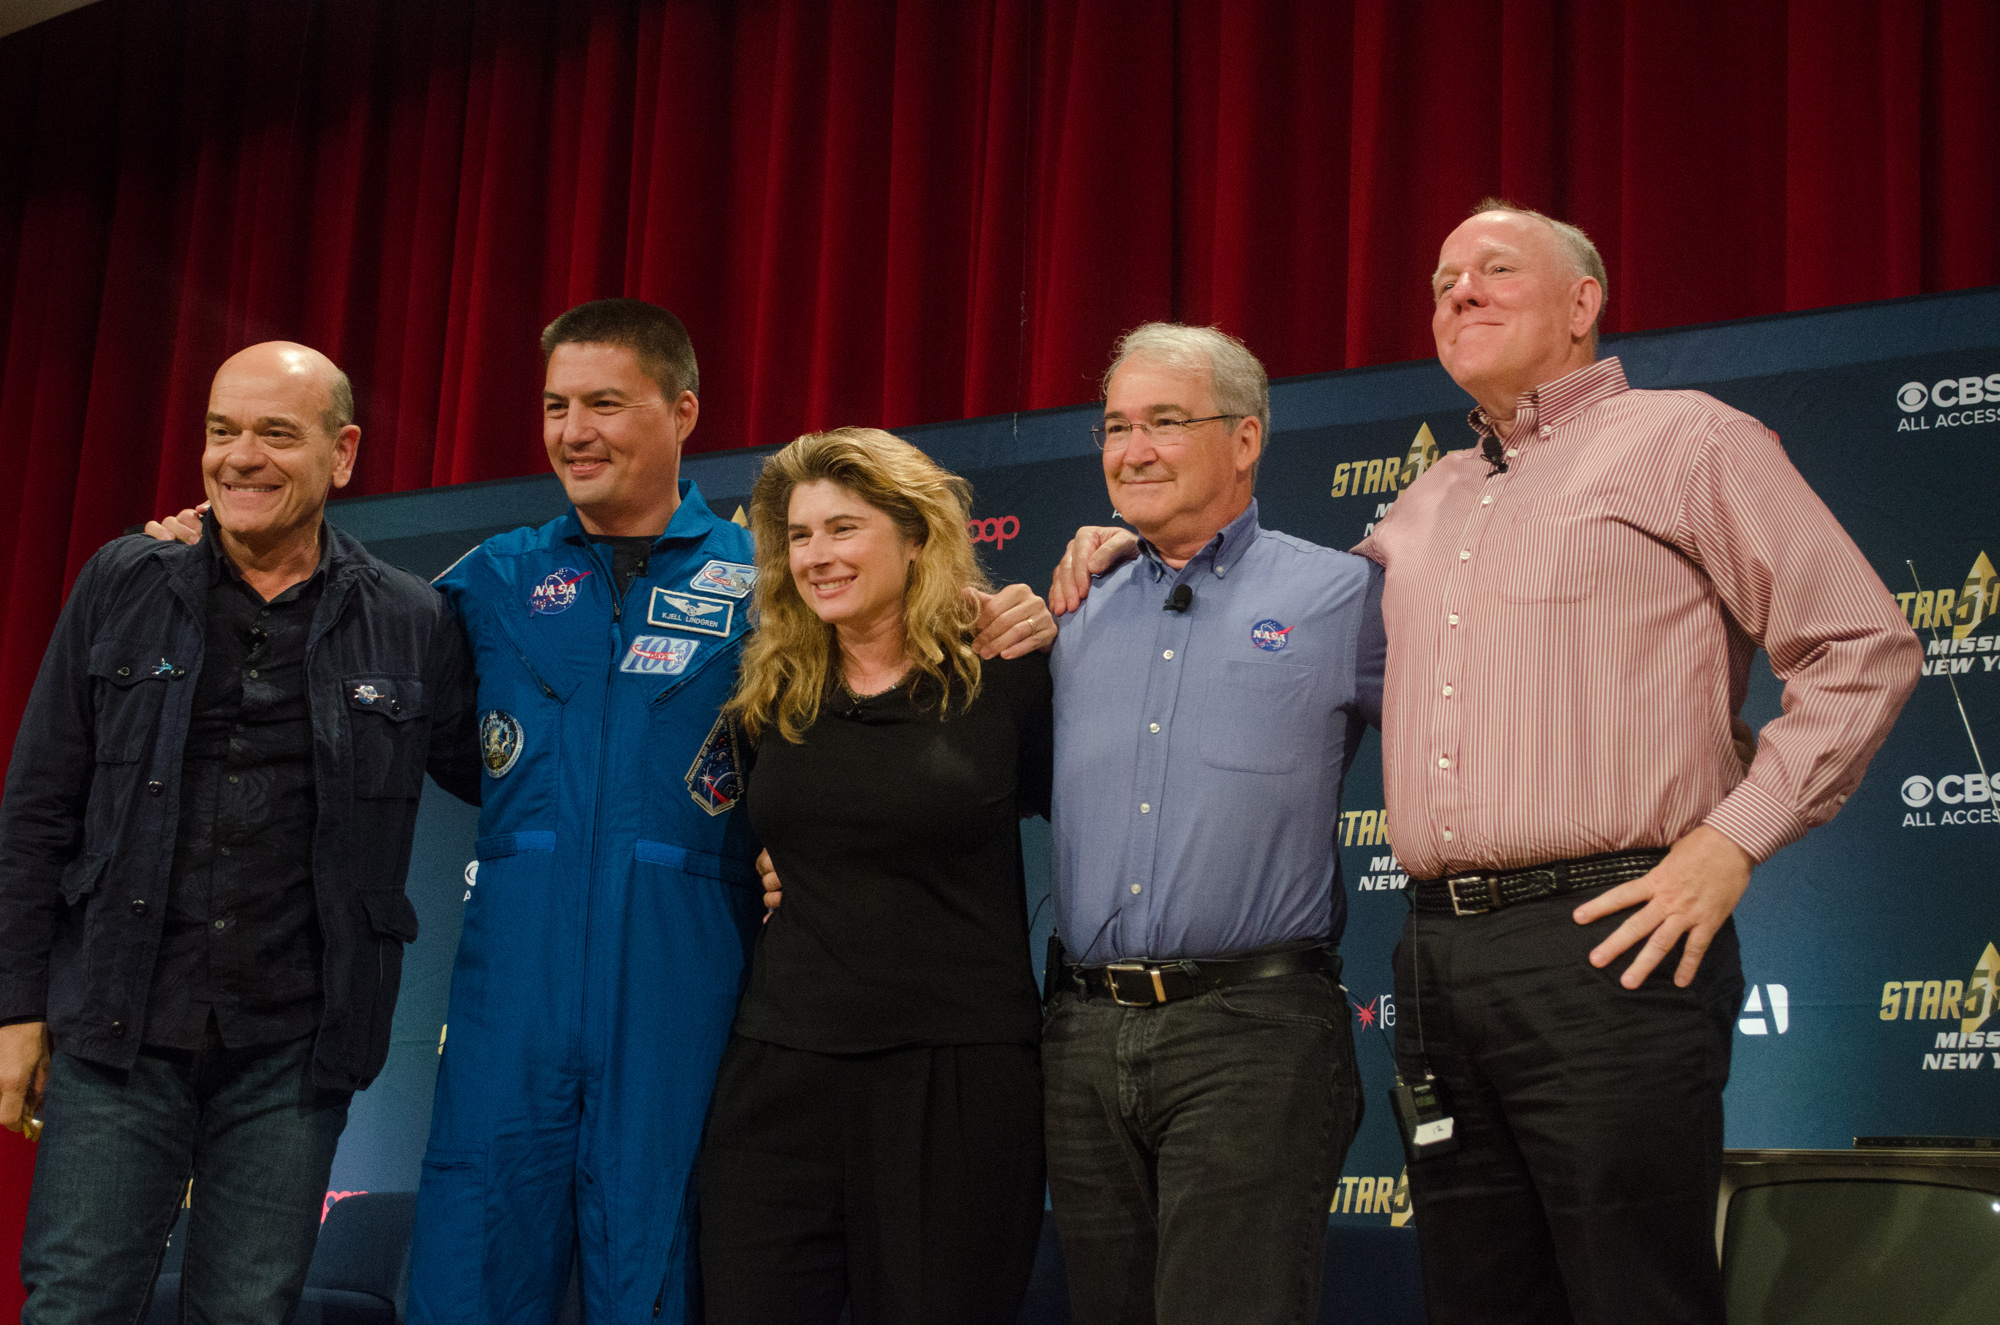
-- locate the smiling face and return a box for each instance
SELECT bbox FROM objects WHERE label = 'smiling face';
[543,342,698,536]
[1100,355,1260,563]
[202,344,357,547]
[786,479,919,637]
[1431,210,1601,415]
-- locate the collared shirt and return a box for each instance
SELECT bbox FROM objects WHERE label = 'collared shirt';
[1051,500,1385,963]
[1355,356,1921,881]
[144,521,329,1050]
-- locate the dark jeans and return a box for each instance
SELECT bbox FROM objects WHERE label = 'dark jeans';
[1392,892,1744,1325]
[1042,962,1361,1325]
[21,1028,351,1325]
[699,1036,1045,1325]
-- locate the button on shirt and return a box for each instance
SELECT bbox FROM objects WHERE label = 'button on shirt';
[1050,501,1385,963]
[144,530,328,1050]
[1354,356,1921,881]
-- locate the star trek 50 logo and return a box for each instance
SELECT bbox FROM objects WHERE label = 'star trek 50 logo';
[1877,943,1999,1072]
[1897,552,1996,681]
[1331,424,1440,537]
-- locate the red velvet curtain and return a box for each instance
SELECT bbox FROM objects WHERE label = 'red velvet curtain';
[2,0,1999,1299]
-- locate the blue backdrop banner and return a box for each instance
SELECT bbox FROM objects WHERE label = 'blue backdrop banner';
[321,287,2000,1226]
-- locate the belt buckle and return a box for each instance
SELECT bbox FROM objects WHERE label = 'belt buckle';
[1104,962,1167,1006]
[1448,875,1503,917]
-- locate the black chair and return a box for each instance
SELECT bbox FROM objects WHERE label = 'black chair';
[147,1191,416,1325]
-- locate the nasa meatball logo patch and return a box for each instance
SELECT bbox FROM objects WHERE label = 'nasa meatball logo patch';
[685,715,743,816]
[1250,619,1292,652]
[479,710,524,778]
[529,567,591,616]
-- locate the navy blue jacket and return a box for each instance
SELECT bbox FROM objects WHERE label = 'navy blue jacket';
[0,523,480,1090]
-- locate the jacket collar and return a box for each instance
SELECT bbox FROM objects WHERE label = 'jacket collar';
[558,480,728,550]
[154,510,377,614]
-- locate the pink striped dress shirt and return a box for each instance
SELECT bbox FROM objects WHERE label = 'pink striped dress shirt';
[1354,356,1922,882]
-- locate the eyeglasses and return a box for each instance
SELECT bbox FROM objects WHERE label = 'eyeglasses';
[1090,414,1242,452]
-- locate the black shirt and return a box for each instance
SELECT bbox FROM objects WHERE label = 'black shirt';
[590,534,654,600]
[142,530,328,1050]
[734,651,1054,1054]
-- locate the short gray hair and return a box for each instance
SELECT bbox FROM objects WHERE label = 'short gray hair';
[1103,323,1271,455]
[1468,198,1609,344]
[323,369,355,435]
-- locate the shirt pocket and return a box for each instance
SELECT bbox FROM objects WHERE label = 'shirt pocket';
[1198,660,1311,775]
[87,639,181,763]
[1495,513,1599,604]
[345,674,427,800]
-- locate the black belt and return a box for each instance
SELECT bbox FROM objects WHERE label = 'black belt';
[1409,849,1667,917]
[1052,942,1332,1008]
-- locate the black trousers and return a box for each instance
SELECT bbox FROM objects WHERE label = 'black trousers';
[698,1035,1045,1325]
[1042,966,1361,1325]
[1392,889,1745,1325]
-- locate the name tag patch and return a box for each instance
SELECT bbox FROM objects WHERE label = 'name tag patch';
[529,567,591,616]
[1250,619,1292,652]
[648,588,734,637]
[480,710,524,778]
[686,715,743,816]
[690,559,757,599]
[621,635,700,675]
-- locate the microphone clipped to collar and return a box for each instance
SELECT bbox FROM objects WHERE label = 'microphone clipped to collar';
[1481,436,1509,475]
[1163,584,1193,613]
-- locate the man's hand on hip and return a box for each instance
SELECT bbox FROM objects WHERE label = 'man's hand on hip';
[1048,526,1140,616]
[0,1020,51,1133]
[1572,826,1753,989]
[969,584,1057,658]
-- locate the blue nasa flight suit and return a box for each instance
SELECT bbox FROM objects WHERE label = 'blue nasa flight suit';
[409,482,762,1324]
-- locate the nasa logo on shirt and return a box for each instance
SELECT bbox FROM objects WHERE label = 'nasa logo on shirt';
[480,710,524,778]
[648,588,735,637]
[529,567,592,616]
[1250,618,1292,652]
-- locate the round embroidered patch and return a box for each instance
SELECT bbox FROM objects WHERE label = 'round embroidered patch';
[479,710,525,778]
[1250,619,1292,652]
[529,567,591,615]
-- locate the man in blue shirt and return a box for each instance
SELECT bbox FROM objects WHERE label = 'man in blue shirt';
[1041,324,1385,1324]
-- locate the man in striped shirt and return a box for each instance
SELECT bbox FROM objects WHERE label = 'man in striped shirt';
[1349,201,1921,1324]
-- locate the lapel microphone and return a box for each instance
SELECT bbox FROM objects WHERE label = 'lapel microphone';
[1164,584,1193,613]
[1481,436,1509,475]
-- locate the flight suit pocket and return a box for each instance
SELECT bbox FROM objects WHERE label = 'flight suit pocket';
[346,674,426,799]
[1199,660,1310,774]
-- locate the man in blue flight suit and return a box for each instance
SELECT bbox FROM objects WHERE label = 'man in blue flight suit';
[407,300,758,1323]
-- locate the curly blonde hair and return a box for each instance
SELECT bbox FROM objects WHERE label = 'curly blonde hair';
[727,427,991,743]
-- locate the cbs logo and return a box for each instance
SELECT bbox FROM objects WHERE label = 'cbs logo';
[1898,374,2000,412]
[1901,773,1992,807]
[967,515,1021,550]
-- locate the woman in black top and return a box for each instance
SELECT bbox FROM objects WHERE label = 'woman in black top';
[699,427,1053,1325]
